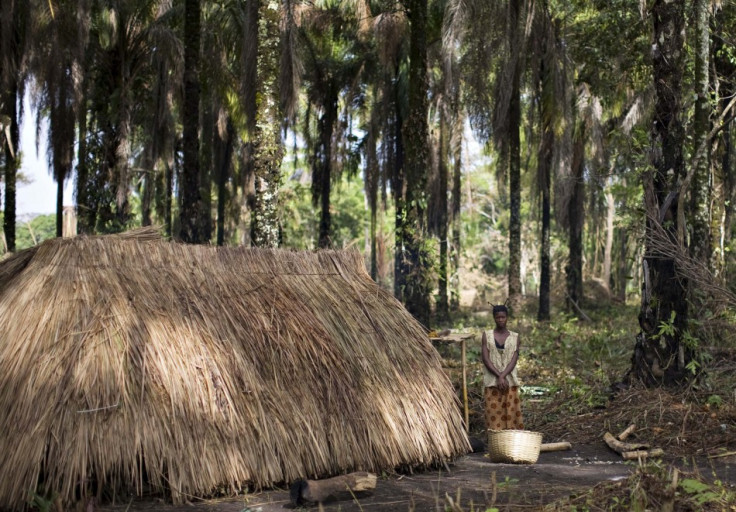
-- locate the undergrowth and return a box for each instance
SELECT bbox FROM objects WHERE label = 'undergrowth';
[544,461,736,511]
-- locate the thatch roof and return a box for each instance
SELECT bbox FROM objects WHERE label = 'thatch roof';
[0,231,469,509]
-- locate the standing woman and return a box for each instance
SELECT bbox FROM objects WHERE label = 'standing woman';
[482,304,524,430]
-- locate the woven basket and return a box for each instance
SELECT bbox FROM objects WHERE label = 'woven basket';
[487,429,543,464]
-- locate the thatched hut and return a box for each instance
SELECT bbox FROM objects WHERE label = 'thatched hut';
[0,231,469,509]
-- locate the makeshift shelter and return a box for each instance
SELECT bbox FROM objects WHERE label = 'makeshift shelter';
[0,231,469,509]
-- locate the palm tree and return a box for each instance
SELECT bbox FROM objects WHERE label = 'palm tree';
[400,0,432,326]
[449,0,530,313]
[299,0,370,248]
[429,0,465,321]
[500,0,524,314]
[0,0,30,251]
[83,0,177,233]
[530,3,564,322]
[30,0,91,238]
[137,5,182,231]
[368,2,408,297]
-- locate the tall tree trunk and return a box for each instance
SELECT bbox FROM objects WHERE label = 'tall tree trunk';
[689,0,711,265]
[437,109,449,321]
[366,104,380,281]
[566,124,585,314]
[113,65,132,231]
[712,7,734,280]
[250,0,283,248]
[537,73,553,322]
[165,157,174,238]
[2,84,18,252]
[180,0,202,243]
[1,0,26,251]
[616,221,628,303]
[632,0,691,386]
[50,75,75,238]
[200,94,214,243]
[216,120,235,246]
[141,154,154,227]
[602,187,615,291]
[76,82,92,234]
[721,109,734,277]
[401,0,432,327]
[507,0,523,313]
[316,92,338,249]
[393,80,406,300]
[450,122,462,311]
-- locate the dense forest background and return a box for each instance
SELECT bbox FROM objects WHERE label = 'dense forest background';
[2,0,736,386]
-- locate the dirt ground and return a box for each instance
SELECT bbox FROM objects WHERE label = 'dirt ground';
[97,443,736,512]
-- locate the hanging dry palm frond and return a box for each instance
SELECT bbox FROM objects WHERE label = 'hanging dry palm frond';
[646,216,736,308]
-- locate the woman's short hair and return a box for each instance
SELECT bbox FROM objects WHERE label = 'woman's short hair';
[492,304,508,316]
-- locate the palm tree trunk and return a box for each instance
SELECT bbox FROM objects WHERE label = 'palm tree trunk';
[392,80,406,300]
[537,66,553,321]
[713,9,735,280]
[450,124,462,311]
[56,179,64,236]
[2,84,18,252]
[250,0,283,248]
[437,110,449,322]
[317,93,338,249]
[566,124,585,314]
[200,94,214,243]
[366,103,379,282]
[216,120,235,246]
[507,0,522,313]
[401,0,432,327]
[180,0,202,243]
[165,157,174,238]
[632,0,691,386]
[141,148,154,227]
[616,221,628,303]
[602,187,615,291]
[76,79,92,233]
[689,0,711,265]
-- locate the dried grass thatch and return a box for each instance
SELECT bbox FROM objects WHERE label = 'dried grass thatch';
[0,231,469,509]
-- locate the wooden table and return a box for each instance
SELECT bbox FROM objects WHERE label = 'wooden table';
[429,333,475,433]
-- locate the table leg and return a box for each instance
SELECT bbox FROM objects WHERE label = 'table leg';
[462,339,469,433]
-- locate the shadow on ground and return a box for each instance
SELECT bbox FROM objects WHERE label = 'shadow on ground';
[98,443,684,512]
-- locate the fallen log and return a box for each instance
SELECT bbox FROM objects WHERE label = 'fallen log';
[603,432,649,454]
[622,448,664,460]
[290,472,377,505]
[617,424,636,441]
[540,442,572,452]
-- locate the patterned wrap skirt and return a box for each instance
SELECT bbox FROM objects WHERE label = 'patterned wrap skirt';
[484,386,524,430]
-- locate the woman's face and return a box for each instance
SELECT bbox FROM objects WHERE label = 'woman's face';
[494,311,507,330]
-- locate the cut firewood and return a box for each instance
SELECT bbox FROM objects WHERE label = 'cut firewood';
[290,472,377,505]
[617,424,636,441]
[540,442,572,452]
[622,448,664,460]
[603,432,649,454]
